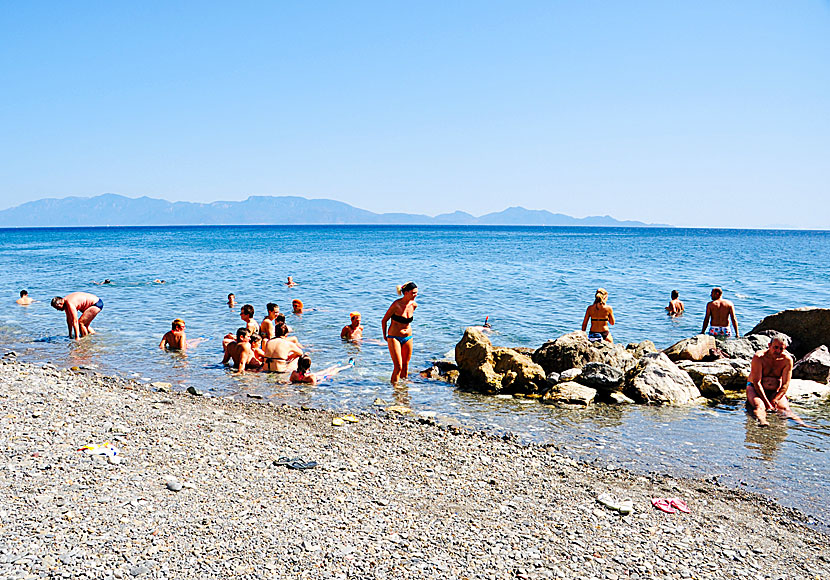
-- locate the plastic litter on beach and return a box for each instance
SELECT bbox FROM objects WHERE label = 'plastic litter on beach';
[78,442,119,458]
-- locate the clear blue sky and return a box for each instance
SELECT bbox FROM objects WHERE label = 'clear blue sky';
[1,1,828,227]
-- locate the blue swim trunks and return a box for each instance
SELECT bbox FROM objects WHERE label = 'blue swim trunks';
[94,298,104,310]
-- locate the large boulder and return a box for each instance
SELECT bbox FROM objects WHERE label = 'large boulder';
[663,334,716,362]
[578,362,624,393]
[792,345,830,384]
[626,340,657,359]
[624,353,700,405]
[532,332,636,375]
[787,379,830,402]
[748,308,830,358]
[455,328,548,395]
[541,382,597,406]
[677,359,751,390]
[699,375,725,399]
[717,335,771,361]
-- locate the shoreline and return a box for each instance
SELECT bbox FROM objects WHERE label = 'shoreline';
[0,358,827,579]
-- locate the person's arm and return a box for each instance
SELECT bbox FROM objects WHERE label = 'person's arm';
[341,326,350,340]
[729,304,739,337]
[771,358,793,409]
[236,345,254,374]
[748,354,773,410]
[607,307,615,326]
[678,301,684,314]
[222,346,232,366]
[581,307,591,332]
[65,307,79,339]
[159,334,168,349]
[701,303,711,334]
[382,304,394,339]
[180,332,188,351]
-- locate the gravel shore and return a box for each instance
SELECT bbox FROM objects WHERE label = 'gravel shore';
[0,357,827,580]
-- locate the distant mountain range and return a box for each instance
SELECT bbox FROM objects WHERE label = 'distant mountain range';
[0,194,665,227]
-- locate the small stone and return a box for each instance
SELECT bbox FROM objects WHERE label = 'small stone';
[151,382,172,392]
[107,455,122,465]
[166,481,183,492]
[129,566,149,577]
[185,386,202,396]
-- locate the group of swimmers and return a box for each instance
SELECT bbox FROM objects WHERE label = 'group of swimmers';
[23,280,800,426]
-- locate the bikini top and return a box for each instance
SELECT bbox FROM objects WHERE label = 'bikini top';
[391,313,414,325]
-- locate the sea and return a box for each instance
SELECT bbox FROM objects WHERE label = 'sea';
[1,225,829,530]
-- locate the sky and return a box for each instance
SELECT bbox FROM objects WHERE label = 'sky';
[1,2,828,228]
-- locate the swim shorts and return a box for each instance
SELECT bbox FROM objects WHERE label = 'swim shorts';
[708,326,730,337]
[94,298,104,310]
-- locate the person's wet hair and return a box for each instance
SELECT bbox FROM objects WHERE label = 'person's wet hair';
[267,302,278,314]
[296,355,311,374]
[241,304,254,317]
[172,318,185,330]
[19,290,28,297]
[50,297,63,309]
[671,290,679,300]
[273,322,288,338]
[249,332,262,345]
[594,288,608,305]
[712,287,723,298]
[397,281,417,295]
[236,327,251,340]
[228,293,235,300]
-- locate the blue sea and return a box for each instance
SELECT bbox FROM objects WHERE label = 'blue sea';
[1,225,829,529]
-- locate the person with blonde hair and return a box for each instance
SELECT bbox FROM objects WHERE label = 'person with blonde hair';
[382,281,418,383]
[159,318,187,350]
[582,288,615,343]
[341,311,364,340]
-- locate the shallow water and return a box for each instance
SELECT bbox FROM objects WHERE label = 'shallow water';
[1,225,829,529]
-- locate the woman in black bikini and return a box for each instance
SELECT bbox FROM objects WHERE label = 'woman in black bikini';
[381,281,418,384]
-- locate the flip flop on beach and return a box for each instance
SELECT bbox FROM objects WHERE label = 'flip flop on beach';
[286,459,317,470]
[667,497,690,513]
[651,498,677,514]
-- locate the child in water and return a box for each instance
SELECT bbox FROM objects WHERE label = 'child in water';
[290,355,354,385]
[159,319,187,350]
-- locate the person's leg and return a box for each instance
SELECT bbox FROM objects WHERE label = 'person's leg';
[78,306,100,335]
[774,396,806,426]
[400,338,413,378]
[387,338,403,383]
[746,383,769,426]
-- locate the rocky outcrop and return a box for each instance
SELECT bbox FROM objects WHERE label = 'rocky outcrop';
[626,340,657,359]
[578,362,624,393]
[455,328,549,395]
[717,335,771,361]
[676,359,751,390]
[787,379,830,401]
[624,353,700,405]
[541,382,597,406]
[532,332,635,375]
[559,368,582,382]
[748,308,830,358]
[792,345,830,384]
[419,359,460,384]
[699,375,725,399]
[663,335,715,362]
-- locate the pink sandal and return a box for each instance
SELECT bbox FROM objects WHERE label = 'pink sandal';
[667,497,690,513]
[651,498,676,514]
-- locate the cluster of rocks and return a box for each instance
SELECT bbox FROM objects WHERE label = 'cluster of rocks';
[1,357,829,580]
[422,307,830,407]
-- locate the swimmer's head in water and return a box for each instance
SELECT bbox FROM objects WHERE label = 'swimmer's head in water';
[236,327,250,340]
[296,354,311,373]
[711,287,723,299]
[241,304,254,318]
[267,302,279,314]
[273,322,288,338]
[397,281,417,296]
[292,299,303,312]
[19,290,28,297]
[594,288,608,305]
[671,290,679,300]
[172,318,185,330]
[50,296,65,310]
[350,311,361,321]
[228,293,235,301]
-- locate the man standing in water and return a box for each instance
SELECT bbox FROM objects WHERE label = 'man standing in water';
[51,292,103,339]
[701,287,738,337]
[16,290,33,305]
[746,336,803,426]
[665,290,684,317]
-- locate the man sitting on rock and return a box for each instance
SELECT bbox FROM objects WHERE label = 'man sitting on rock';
[746,336,804,426]
[702,287,738,338]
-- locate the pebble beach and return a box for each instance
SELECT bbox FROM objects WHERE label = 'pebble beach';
[0,356,828,580]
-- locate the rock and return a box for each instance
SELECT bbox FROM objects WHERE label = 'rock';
[699,375,725,399]
[626,340,657,359]
[748,308,830,358]
[166,481,183,492]
[455,328,549,395]
[717,335,771,361]
[545,372,560,384]
[150,382,172,392]
[676,359,751,389]
[386,405,413,415]
[578,362,623,393]
[559,368,582,382]
[185,386,203,396]
[608,392,635,405]
[786,379,830,401]
[663,335,716,362]
[792,345,830,383]
[624,353,700,405]
[532,332,636,375]
[541,382,597,406]
[420,360,460,384]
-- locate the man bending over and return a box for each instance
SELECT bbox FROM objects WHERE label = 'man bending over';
[51,292,103,339]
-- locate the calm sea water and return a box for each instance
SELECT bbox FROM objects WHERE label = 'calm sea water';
[1,225,829,529]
